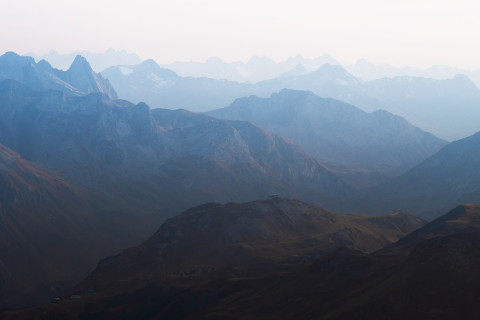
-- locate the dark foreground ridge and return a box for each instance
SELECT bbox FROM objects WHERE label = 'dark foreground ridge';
[1,197,430,319]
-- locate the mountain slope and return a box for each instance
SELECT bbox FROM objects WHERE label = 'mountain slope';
[102,60,480,140]
[7,204,477,320]
[355,130,480,219]
[0,80,352,215]
[363,74,480,140]
[1,198,425,319]
[101,60,262,111]
[0,144,159,308]
[0,52,117,99]
[258,65,480,140]
[208,89,446,177]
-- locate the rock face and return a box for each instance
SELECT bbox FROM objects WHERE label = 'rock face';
[0,144,158,308]
[62,55,118,99]
[8,204,480,320]
[0,79,353,215]
[353,130,480,219]
[209,89,446,177]
[0,52,117,99]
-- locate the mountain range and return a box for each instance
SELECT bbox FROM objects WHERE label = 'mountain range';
[208,89,447,186]
[257,64,480,141]
[9,201,480,319]
[0,197,428,319]
[351,129,480,219]
[0,52,117,99]
[162,53,339,83]
[2,51,480,317]
[0,78,355,217]
[347,58,480,87]
[103,58,480,140]
[5,202,480,319]
[0,143,160,307]
[27,48,143,72]
[101,59,263,111]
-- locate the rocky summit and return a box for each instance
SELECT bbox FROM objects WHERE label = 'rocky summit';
[0,52,117,99]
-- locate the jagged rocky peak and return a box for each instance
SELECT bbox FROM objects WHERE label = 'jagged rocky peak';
[0,51,117,99]
[137,58,178,77]
[64,54,118,99]
[68,54,93,72]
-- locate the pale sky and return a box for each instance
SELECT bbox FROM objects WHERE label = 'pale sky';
[2,0,480,68]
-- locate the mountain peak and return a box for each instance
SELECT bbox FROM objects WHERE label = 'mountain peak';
[316,63,348,73]
[206,57,224,63]
[391,204,480,250]
[247,55,275,65]
[140,59,160,68]
[69,55,92,71]
[0,51,35,67]
[276,88,313,98]
[436,204,480,226]
[63,55,117,99]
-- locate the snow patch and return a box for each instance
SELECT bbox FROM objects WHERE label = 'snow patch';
[119,66,133,75]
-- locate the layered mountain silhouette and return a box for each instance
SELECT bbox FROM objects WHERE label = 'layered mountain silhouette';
[101,59,262,111]
[209,89,446,186]
[163,53,339,83]
[0,79,353,216]
[0,52,117,99]
[103,59,480,140]
[347,57,480,88]
[1,197,426,319]
[8,203,480,319]
[353,130,480,219]
[28,48,143,72]
[2,51,479,318]
[258,65,480,140]
[0,144,160,307]
[361,74,480,140]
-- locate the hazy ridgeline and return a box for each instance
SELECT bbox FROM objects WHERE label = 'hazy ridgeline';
[1,50,480,319]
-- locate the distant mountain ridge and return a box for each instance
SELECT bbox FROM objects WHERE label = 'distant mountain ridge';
[0,52,117,99]
[101,59,261,111]
[208,89,447,181]
[348,58,480,87]
[163,53,340,83]
[352,130,480,219]
[0,79,353,215]
[28,48,143,72]
[103,58,480,140]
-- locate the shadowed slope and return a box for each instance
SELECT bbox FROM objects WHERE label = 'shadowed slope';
[0,144,158,307]
[3,198,426,319]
